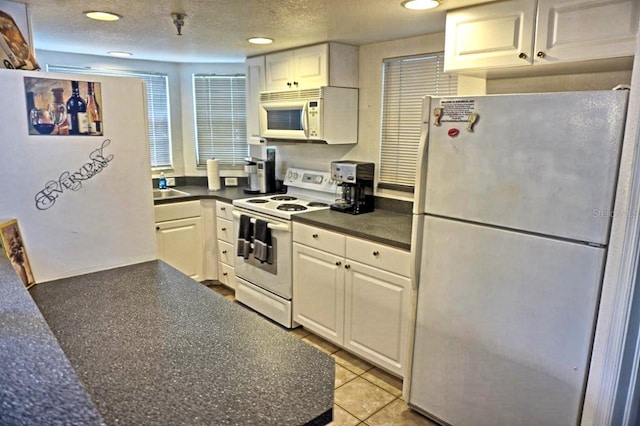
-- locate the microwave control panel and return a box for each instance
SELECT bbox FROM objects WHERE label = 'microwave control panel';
[307,100,321,138]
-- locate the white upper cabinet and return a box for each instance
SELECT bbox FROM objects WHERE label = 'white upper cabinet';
[534,0,638,63]
[265,43,358,91]
[245,55,266,145]
[445,0,638,73]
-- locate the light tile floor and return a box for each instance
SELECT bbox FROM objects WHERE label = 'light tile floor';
[207,283,438,426]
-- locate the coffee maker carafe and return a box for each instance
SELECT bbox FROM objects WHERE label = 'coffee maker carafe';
[330,161,375,215]
[244,161,260,194]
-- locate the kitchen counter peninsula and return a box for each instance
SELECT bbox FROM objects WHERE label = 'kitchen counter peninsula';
[28,260,334,425]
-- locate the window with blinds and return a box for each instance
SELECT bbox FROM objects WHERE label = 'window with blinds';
[379,53,458,191]
[46,65,172,169]
[193,75,247,167]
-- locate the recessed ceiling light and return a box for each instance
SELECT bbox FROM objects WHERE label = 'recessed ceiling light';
[108,51,132,57]
[248,37,274,45]
[84,11,122,21]
[401,0,442,10]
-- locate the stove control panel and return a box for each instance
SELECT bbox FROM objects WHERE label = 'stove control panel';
[285,168,337,194]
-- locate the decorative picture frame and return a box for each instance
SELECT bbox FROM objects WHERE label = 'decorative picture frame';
[24,77,104,136]
[0,218,35,288]
[0,9,39,70]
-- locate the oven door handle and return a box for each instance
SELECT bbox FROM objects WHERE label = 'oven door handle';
[232,211,290,232]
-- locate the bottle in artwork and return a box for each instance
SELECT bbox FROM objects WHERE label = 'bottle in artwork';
[86,82,102,134]
[66,80,88,135]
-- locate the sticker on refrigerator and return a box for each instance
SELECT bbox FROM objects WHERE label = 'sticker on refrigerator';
[438,99,476,123]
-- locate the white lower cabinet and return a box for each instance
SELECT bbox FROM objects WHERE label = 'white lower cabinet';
[344,261,411,377]
[293,243,345,343]
[293,222,411,377]
[155,201,204,281]
[216,201,237,289]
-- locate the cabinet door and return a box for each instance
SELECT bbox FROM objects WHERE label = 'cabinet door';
[444,0,535,71]
[534,0,638,63]
[265,50,295,91]
[156,217,204,281]
[293,44,328,89]
[246,56,267,144]
[344,261,410,377]
[293,243,344,345]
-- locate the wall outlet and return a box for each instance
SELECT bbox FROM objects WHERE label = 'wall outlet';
[166,177,176,186]
[225,177,238,186]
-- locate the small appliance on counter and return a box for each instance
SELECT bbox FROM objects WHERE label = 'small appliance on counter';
[330,161,375,214]
[244,161,260,194]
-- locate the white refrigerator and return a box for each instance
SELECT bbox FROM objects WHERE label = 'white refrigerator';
[0,69,157,283]
[409,91,629,425]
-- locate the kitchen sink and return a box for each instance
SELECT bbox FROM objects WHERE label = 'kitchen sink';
[152,188,189,199]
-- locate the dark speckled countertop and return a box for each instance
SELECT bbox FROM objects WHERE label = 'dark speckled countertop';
[29,260,334,426]
[156,186,413,250]
[0,256,104,426]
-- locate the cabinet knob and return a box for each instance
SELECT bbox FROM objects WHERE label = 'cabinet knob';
[312,234,319,238]
[221,227,227,231]
[156,226,160,230]
[537,51,546,58]
[345,264,351,270]
[260,139,265,144]
[293,81,298,87]
[518,52,527,60]
[221,207,226,211]
[373,251,380,257]
[222,250,227,254]
[335,261,342,266]
[287,82,292,87]
[223,272,228,276]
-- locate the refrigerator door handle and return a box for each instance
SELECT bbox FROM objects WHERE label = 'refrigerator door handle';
[410,214,424,290]
[413,96,432,215]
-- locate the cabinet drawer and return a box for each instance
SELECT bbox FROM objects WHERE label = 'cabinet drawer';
[217,218,234,244]
[293,222,345,256]
[216,202,234,221]
[154,200,201,222]
[218,240,235,266]
[346,237,410,277]
[218,262,236,289]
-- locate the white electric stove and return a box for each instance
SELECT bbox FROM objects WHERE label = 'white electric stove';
[231,168,337,328]
[233,168,337,219]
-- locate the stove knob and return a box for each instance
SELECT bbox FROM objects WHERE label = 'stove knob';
[315,176,323,183]
[287,171,293,180]
[292,172,299,180]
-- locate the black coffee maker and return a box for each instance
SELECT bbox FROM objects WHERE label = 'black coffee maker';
[330,161,375,214]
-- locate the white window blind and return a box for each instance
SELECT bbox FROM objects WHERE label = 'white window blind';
[379,53,457,190]
[193,75,247,167]
[46,65,172,168]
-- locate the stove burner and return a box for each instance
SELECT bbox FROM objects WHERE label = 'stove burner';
[247,199,270,203]
[277,203,308,212]
[271,195,297,201]
[307,202,328,207]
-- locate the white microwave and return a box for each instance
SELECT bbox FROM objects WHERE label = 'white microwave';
[259,86,358,144]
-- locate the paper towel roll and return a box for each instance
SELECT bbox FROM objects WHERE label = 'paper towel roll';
[207,159,221,191]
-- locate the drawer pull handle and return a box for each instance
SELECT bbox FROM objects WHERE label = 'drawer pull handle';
[312,234,319,238]
[345,264,351,270]
[373,251,380,257]
[222,250,227,254]
[335,261,342,266]
[221,207,226,211]
[223,272,228,276]
[221,227,227,231]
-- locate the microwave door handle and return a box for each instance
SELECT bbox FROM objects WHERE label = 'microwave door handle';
[301,102,309,138]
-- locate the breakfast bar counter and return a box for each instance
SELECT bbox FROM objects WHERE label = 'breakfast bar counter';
[23,260,333,425]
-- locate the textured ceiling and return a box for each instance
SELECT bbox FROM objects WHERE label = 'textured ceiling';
[19,0,491,63]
